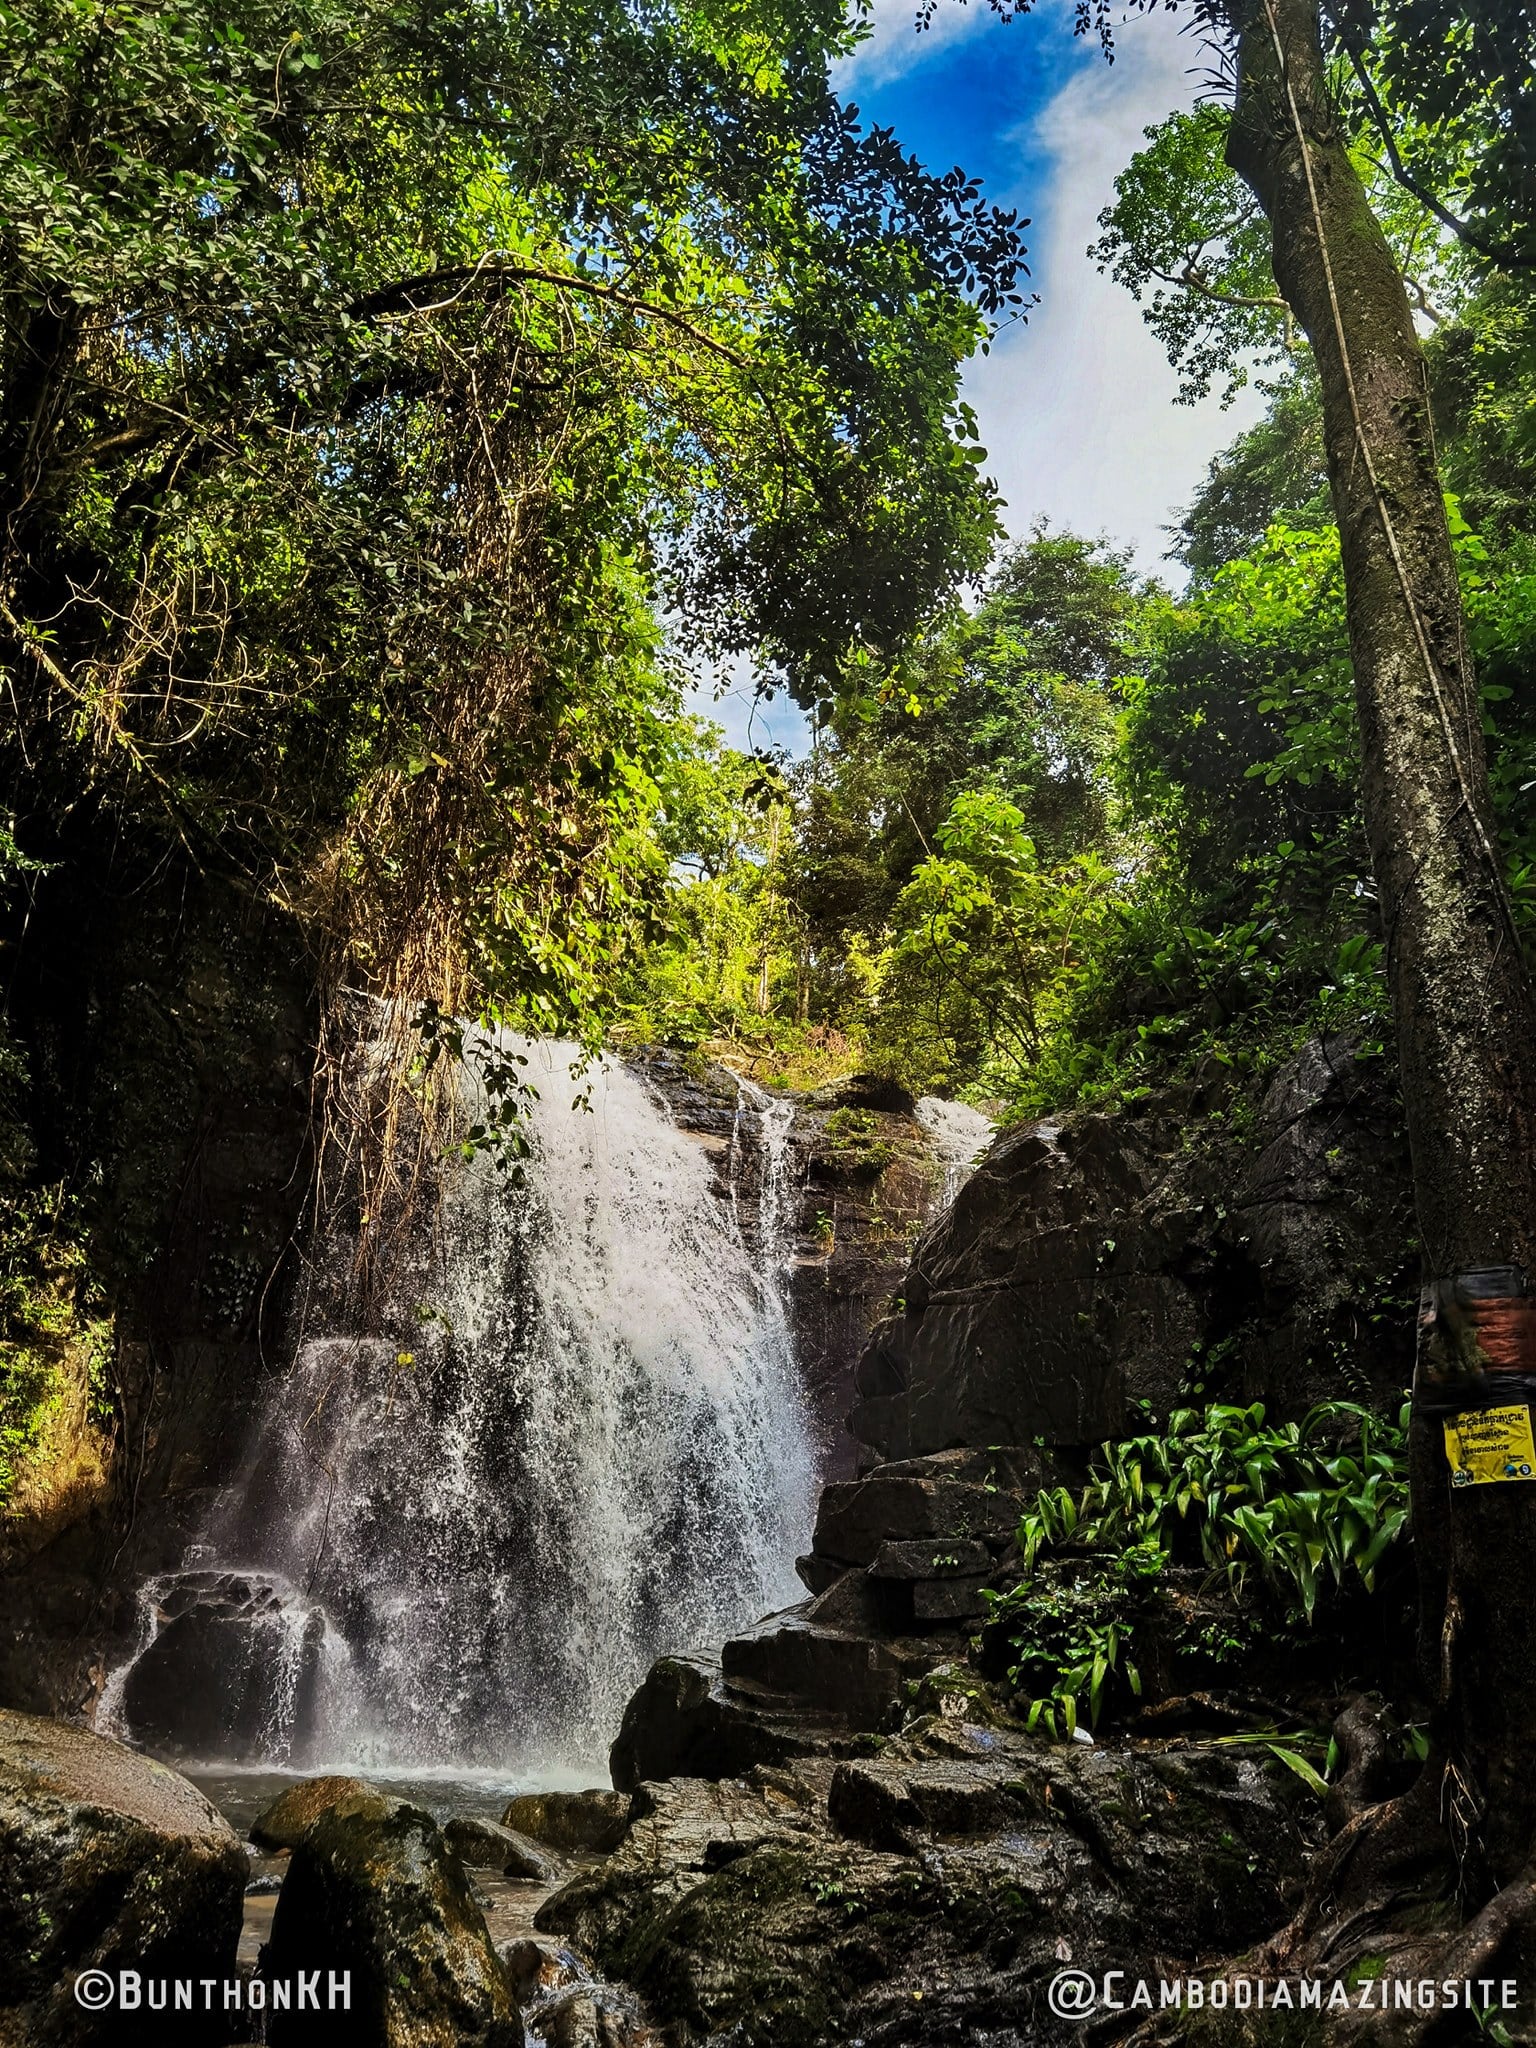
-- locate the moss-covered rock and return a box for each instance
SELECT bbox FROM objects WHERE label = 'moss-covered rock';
[500,1788,633,1855]
[264,1788,517,2047]
[539,1722,1323,2047]
[0,1708,246,2046]
[250,1774,376,1850]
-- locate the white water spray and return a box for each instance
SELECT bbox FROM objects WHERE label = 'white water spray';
[915,1096,993,1206]
[105,1038,817,1777]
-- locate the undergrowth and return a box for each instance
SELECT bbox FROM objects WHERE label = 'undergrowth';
[987,1399,1410,1739]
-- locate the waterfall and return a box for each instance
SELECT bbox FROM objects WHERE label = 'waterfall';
[915,1095,994,1205]
[732,1076,799,1281]
[103,1037,817,1777]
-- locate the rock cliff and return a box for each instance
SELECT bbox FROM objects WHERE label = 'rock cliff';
[851,1036,1414,1465]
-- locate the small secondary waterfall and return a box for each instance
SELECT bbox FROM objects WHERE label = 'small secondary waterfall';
[915,1095,994,1205]
[103,1038,817,1777]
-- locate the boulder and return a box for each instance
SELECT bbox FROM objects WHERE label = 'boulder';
[524,1981,652,2048]
[499,1936,590,2006]
[117,1569,326,1760]
[850,1037,1414,1463]
[609,1655,855,1795]
[501,1789,633,1856]
[250,1773,374,1849]
[263,1787,517,2046]
[444,1814,562,1881]
[0,1707,246,2046]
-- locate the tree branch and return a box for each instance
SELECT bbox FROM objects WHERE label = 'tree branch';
[1343,43,1535,273]
[349,256,754,369]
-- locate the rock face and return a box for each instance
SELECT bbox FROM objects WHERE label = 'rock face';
[610,1447,1042,1794]
[0,869,317,1720]
[264,1787,517,2047]
[541,1718,1321,2048]
[850,1036,1414,1465]
[0,1708,247,2046]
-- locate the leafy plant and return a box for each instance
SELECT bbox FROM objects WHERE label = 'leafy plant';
[989,1400,1410,1740]
[1024,1400,1409,1619]
[991,1542,1163,1739]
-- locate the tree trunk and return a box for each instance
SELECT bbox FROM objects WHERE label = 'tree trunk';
[1225,0,1536,1886]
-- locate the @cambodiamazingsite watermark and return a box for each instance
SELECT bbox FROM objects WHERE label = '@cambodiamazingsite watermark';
[73,1969,352,2016]
[1045,1969,1521,2022]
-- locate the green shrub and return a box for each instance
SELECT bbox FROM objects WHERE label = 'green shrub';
[988,1399,1409,1739]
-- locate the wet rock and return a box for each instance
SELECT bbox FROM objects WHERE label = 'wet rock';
[499,1935,589,2005]
[911,1577,989,1622]
[827,1752,1039,1850]
[609,1655,861,1795]
[612,1561,982,1795]
[850,1037,1414,1464]
[0,1707,246,2046]
[525,1981,653,2048]
[540,1725,1323,2048]
[250,1773,374,1850]
[264,1787,516,2046]
[501,1789,633,1855]
[445,1815,562,1881]
[118,1570,325,1760]
[720,1606,938,1725]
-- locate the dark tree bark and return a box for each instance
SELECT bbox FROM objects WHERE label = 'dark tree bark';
[1224,0,1536,1887]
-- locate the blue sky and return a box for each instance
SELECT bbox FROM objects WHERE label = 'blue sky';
[692,0,1264,753]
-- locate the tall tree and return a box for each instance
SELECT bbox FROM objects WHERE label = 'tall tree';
[927,0,1536,1898]
[1217,0,1536,1895]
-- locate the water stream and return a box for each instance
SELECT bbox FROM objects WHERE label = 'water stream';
[102,1038,817,1781]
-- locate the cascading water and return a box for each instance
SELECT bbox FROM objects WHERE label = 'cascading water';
[103,1037,817,1778]
[732,1076,799,1283]
[915,1095,994,1205]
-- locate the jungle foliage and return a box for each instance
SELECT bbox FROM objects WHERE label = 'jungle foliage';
[985,1399,1411,1742]
[628,81,1536,1112]
[0,0,1024,1045]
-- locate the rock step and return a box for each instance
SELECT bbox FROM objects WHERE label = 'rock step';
[721,1614,940,1724]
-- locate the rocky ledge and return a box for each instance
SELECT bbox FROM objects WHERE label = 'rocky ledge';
[540,1709,1320,2048]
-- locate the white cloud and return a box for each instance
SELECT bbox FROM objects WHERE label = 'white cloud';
[969,10,1266,577]
[837,0,990,89]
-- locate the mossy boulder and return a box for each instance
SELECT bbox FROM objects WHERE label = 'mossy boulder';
[250,1773,376,1850]
[264,1788,517,2047]
[444,1814,562,1881]
[0,1708,246,2046]
[500,1788,632,1855]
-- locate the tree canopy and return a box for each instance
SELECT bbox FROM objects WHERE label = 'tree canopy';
[0,0,1025,1043]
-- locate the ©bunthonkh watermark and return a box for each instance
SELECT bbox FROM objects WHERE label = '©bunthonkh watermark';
[73,1969,351,2015]
[1045,1969,1521,2022]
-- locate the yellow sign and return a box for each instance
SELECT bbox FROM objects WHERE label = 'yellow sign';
[1444,1404,1536,1488]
